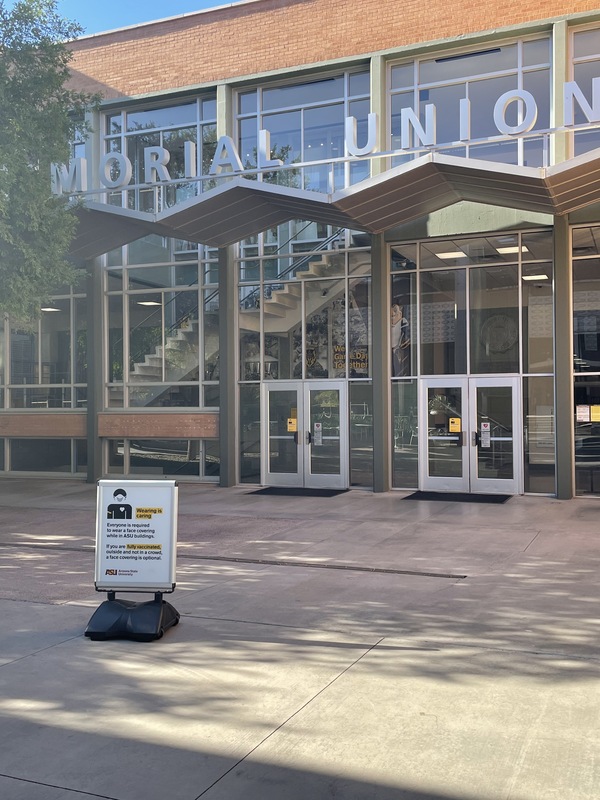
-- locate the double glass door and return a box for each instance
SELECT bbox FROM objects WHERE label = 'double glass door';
[420,377,521,494]
[261,381,348,489]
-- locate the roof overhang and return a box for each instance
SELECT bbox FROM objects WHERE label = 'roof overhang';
[70,149,600,261]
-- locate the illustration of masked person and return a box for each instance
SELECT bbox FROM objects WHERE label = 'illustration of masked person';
[107,488,133,519]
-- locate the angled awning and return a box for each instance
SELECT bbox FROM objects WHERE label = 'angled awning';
[70,149,600,261]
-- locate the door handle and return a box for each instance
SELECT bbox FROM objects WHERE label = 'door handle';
[293,431,299,445]
[457,431,466,447]
[472,431,480,446]
[306,431,312,444]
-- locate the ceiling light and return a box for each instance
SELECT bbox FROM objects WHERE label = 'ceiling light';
[522,274,549,281]
[41,306,61,312]
[436,251,467,259]
[497,245,530,254]
[137,300,162,306]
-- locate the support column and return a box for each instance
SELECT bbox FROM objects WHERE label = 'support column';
[553,215,574,499]
[371,233,391,492]
[218,245,237,486]
[86,259,103,483]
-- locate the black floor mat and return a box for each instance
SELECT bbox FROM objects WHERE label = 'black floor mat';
[249,487,349,498]
[403,491,511,503]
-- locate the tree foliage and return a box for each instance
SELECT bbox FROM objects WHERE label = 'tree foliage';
[0,0,95,322]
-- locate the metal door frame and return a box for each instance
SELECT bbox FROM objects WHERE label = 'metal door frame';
[260,380,349,489]
[419,377,522,494]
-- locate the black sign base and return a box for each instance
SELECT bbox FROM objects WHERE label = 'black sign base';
[85,592,180,642]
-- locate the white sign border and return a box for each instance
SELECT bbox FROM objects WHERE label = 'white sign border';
[94,479,178,593]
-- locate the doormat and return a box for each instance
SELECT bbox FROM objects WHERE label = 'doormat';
[403,491,511,504]
[250,487,349,498]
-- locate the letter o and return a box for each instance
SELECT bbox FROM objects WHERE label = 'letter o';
[99,152,133,189]
[493,90,538,135]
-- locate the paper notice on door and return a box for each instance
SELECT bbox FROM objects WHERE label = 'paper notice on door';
[576,405,591,423]
[480,421,491,448]
[313,422,323,446]
[449,417,461,433]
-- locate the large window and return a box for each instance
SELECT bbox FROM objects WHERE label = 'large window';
[237,229,371,384]
[572,27,600,156]
[103,97,217,211]
[0,285,87,409]
[390,37,551,166]
[105,236,219,409]
[237,71,370,192]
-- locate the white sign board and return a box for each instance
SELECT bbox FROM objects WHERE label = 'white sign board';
[95,480,178,592]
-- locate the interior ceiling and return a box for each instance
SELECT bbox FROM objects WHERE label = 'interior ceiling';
[69,149,600,262]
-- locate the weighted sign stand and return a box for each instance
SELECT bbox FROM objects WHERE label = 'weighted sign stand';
[85,591,180,642]
[85,480,180,643]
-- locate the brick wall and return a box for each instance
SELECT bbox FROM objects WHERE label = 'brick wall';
[68,0,600,99]
[98,413,219,439]
[0,414,86,438]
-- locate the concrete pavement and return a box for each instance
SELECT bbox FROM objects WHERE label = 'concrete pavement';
[0,478,599,799]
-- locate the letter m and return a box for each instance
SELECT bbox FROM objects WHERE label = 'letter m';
[50,159,88,195]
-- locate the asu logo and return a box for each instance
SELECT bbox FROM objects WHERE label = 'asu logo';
[105,569,118,576]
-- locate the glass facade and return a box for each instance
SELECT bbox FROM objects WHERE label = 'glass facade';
[573,225,600,495]
[0,285,87,409]
[104,236,218,409]
[572,27,600,156]
[237,71,370,191]
[103,98,217,210]
[390,37,551,165]
[391,231,556,492]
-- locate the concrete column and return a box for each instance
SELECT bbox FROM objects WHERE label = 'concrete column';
[218,245,237,486]
[86,259,103,483]
[371,233,391,491]
[551,20,569,166]
[553,215,574,499]
[370,55,387,178]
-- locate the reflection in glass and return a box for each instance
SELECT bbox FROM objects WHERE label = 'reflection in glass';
[420,270,467,374]
[239,285,260,381]
[574,376,600,495]
[11,439,71,472]
[524,376,555,493]
[204,290,220,382]
[240,385,261,483]
[303,279,346,379]
[268,389,299,474]
[470,265,519,374]
[522,263,553,373]
[574,257,600,372]
[309,388,340,475]
[128,384,199,407]
[391,273,416,377]
[475,386,513,480]
[427,387,463,477]
[129,439,201,476]
[392,380,418,488]
[350,382,373,487]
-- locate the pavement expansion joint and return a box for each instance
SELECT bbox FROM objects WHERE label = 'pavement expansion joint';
[186,554,468,579]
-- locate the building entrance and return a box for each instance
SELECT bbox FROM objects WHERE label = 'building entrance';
[420,377,521,494]
[261,381,349,489]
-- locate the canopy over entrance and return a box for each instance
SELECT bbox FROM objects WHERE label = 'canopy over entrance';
[70,150,600,261]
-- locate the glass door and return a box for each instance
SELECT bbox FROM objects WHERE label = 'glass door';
[420,379,469,492]
[468,377,520,495]
[262,383,302,487]
[261,381,348,489]
[420,377,521,494]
